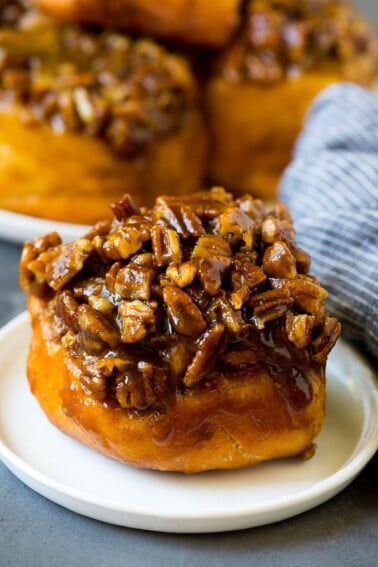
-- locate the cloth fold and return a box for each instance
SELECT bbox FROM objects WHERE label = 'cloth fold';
[279,84,378,356]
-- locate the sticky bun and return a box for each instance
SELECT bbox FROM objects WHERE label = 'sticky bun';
[33,0,241,47]
[0,13,206,223]
[20,188,340,473]
[204,0,377,200]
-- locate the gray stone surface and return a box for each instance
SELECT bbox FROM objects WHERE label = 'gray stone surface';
[1,1,378,564]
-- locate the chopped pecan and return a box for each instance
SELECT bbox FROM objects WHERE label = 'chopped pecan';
[166,262,197,288]
[183,324,225,387]
[216,206,255,249]
[151,225,182,267]
[312,317,341,363]
[161,341,192,380]
[236,195,266,221]
[192,235,231,296]
[261,217,295,244]
[285,313,315,348]
[175,187,233,219]
[110,194,140,222]
[291,245,311,275]
[55,290,79,331]
[114,263,153,301]
[84,219,112,241]
[78,304,120,351]
[162,286,206,336]
[207,292,243,333]
[45,239,93,291]
[102,216,150,260]
[248,288,294,329]
[270,277,327,322]
[114,361,161,410]
[154,198,205,238]
[19,232,62,295]
[88,295,114,314]
[118,300,156,343]
[231,258,266,289]
[263,241,297,279]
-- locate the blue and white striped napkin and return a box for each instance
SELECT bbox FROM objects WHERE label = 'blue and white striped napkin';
[279,84,378,356]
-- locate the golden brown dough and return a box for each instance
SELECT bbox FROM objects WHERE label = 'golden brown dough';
[34,0,241,47]
[20,188,340,473]
[0,20,207,223]
[204,0,377,200]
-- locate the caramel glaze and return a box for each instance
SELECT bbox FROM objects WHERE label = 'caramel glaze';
[60,312,319,454]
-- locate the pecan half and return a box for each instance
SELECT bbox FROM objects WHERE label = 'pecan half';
[151,225,182,267]
[192,235,231,296]
[114,263,153,301]
[248,288,294,329]
[183,324,225,387]
[118,300,156,343]
[162,286,206,336]
[312,317,341,363]
[154,198,205,238]
[285,313,315,348]
[263,241,297,279]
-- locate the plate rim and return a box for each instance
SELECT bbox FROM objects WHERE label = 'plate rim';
[0,209,89,244]
[0,312,377,530]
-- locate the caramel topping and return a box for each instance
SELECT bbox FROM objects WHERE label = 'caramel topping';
[218,0,376,83]
[20,188,341,412]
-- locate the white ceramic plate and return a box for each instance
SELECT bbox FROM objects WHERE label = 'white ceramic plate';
[0,312,377,533]
[0,209,89,244]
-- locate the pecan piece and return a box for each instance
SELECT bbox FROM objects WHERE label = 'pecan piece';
[183,324,225,387]
[114,361,162,410]
[114,263,153,301]
[236,195,266,221]
[216,206,255,249]
[20,232,62,295]
[192,235,231,296]
[118,300,156,343]
[291,245,311,275]
[263,241,297,279]
[312,317,341,363]
[261,217,295,244]
[248,289,294,329]
[78,304,120,351]
[270,277,327,322]
[55,290,79,331]
[45,238,93,291]
[207,292,243,333]
[154,198,205,238]
[166,262,197,288]
[102,216,150,260]
[162,286,206,336]
[285,313,315,348]
[151,225,182,267]
[109,194,140,221]
[230,258,266,307]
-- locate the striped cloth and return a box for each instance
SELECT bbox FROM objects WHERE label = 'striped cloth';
[279,84,378,356]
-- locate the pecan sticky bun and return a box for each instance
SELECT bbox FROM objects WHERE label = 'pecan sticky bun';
[0,8,206,223]
[204,0,377,200]
[20,188,340,473]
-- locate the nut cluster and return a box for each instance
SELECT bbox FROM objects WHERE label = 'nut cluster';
[219,0,375,83]
[20,188,340,411]
[0,16,196,156]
